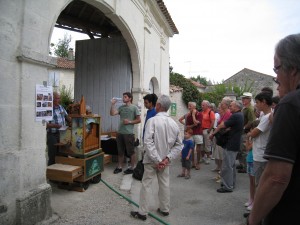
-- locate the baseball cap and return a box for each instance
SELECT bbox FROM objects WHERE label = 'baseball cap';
[241,92,252,98]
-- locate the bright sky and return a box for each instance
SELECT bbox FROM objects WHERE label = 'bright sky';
[51,29,88,51]
[163,0,300,82]
[51,0,300,83]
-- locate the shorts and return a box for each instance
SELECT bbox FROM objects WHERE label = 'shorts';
[181,158,192,169]
[192,135,203,144]
[203,129,212,153]
[213,144,223,160]
[253,161,267,186]
[247,162,254,176]
[116,133,135,157]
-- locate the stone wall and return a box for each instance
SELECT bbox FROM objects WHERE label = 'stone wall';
[169,88,188,137]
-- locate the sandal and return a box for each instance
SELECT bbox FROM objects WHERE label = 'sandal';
[195,165,201,170]
[177,174,185,177]
[185,175,191,179]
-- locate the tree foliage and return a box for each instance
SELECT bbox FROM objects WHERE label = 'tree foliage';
[169,71,254,111]
[58,85,73,109]
[170,72,202,110]
[200,92,223,107]
[50,33,72,57]
[212,80,254,97]
[190,75,209,86]
[202,80,255,106]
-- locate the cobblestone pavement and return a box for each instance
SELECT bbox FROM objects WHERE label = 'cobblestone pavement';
[50,158,248,225]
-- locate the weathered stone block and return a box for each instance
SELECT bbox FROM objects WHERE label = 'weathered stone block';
[16,184,52,225]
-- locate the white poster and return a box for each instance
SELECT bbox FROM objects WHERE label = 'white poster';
[35,84,53,122]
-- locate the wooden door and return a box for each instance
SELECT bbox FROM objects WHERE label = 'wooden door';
[75,37,132,132]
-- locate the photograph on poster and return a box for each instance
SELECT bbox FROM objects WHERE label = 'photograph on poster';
[37,94,43,101]
[48,93,52,101]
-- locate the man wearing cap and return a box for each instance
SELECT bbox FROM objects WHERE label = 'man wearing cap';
[237,92,256,173]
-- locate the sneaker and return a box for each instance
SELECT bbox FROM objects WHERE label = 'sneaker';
[247,203,253,211]
[199,159,205,163]
[205,159,210,165]
[185,175,191,179]
[123,168,134,175]
[177,174,185,177]
[243,212,250,218]
[157,208,169,216]
[113,167,122,174]
[217,187,232,193]
[238,169,247,173]
[244,200,253,207]
[236,164,243,170]
[130,211,147,221]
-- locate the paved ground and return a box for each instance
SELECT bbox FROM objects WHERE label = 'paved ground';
[50,158,249,225]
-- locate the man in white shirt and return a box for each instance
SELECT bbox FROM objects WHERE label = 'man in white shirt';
[246,91,272,211]
[130,95,183,221]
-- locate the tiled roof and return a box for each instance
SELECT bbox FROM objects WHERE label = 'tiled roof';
[57,57,75,69]
[189,79,206,88]
[224,68,273,82]
[156,0,179,34]
[170,85,183,92]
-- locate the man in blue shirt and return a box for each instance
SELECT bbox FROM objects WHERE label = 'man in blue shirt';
[142,94,158,140]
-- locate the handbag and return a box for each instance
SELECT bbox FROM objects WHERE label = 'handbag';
[215,128,229,148]
[132,160,144,181]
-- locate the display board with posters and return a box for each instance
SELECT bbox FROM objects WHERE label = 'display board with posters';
[35,84,53,122]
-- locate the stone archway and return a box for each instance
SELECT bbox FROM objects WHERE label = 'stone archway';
[149,77,160,94]
[50,0,142,133]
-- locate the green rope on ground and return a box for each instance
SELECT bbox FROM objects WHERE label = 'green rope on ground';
[100,178,170,225]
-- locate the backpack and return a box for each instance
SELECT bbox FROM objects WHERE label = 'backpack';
[132,160,144,181]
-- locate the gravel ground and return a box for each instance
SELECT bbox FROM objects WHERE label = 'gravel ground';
[50,159,248,225]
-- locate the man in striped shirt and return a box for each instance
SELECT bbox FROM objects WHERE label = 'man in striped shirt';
[46,92,70,165]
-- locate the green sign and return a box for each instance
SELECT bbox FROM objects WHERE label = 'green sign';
[86,155,103,178]
[170,103,177,116]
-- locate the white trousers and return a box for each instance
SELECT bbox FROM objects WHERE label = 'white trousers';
[138,163,170,215]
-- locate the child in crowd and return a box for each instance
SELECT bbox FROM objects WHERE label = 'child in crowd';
[178,128,194,179]
[244,120,260,211]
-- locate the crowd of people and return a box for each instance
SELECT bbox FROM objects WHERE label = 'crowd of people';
[131,34,300,225]
[105,33,300,224]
